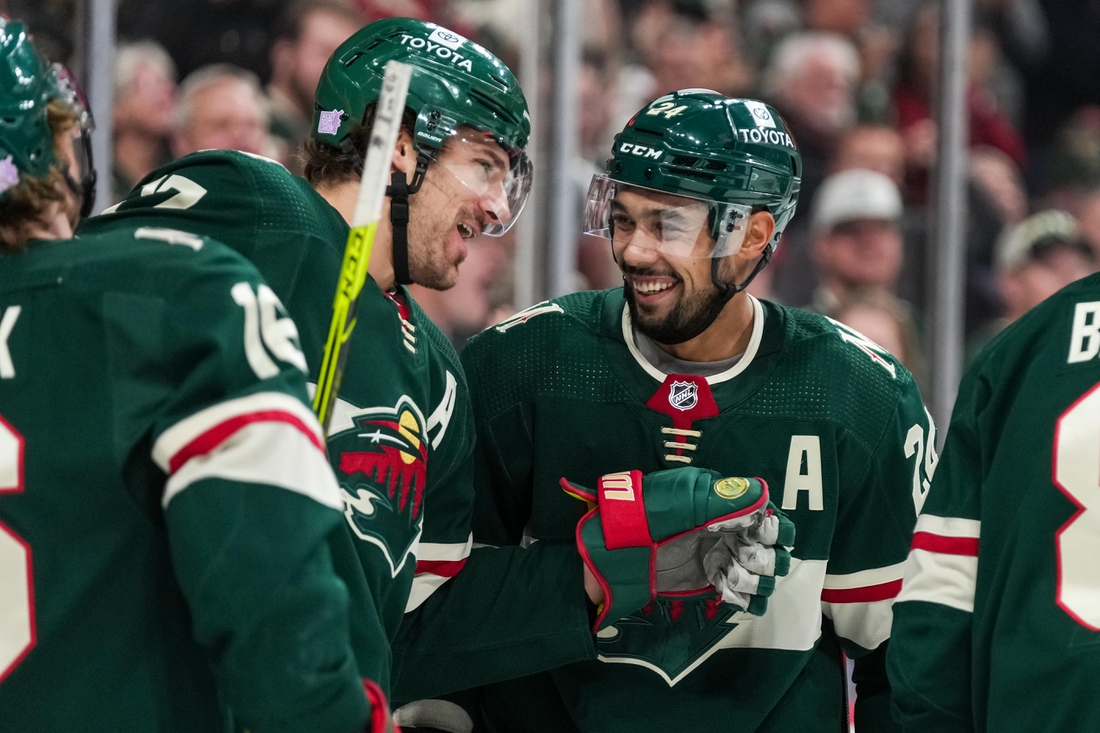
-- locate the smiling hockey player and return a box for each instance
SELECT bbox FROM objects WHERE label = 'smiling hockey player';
[447,90,934,732]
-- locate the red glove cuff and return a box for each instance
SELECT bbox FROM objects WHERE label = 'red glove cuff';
[363,679,398,733]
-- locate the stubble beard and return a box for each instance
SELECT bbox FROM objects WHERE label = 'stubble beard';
[622,265,726,345]
[405,196,469,291]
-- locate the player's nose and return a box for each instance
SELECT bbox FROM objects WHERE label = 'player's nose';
[619,237,663,269]
[479,183,511,230]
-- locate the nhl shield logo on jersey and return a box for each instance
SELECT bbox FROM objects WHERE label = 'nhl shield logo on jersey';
[328,396,430,577]
[669,380,698,411]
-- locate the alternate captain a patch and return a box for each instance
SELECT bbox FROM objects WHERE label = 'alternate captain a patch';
[330,395,430,577]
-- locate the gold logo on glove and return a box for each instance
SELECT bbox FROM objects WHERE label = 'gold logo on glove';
[713,476,749,500]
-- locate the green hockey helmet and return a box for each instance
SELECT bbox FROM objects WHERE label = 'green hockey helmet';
[0,17,96,212]
[312,17,532,237]
[584,90,801,263]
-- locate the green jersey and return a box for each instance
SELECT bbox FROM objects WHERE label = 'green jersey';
[444,291,931,732]
[888,272,1100,733]
[87,150,583,697]
[0,228,368,732]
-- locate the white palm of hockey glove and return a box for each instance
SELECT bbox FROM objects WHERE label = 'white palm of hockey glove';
[701,507,795,614]
[564,469,795,630]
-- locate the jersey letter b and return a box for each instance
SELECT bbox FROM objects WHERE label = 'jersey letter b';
[1068,301,1100,364]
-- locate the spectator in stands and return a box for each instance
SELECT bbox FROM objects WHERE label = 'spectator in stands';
[268,0,361,170]
[172,64,270,158]
[809,168,906,314]
[578,48,617,165]
[833,123,906,187]
[971,145,1028,227]
[761,32,861,213]
[112,41,177,202]
[968,209,1098,360]
[772,125,909,307]
[740,0,800,66]
[801,0,870,38]
[996,210,1098,324]
[1071,185,1100,261]
[893,5,1026,203]
[117,0,293,82]
[799,0,897,121]
[827,288,925,387]
[575,47,624,293]
[626,0,752,102]
[1036,106,1100,206]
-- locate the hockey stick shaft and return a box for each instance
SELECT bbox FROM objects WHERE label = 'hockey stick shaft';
[313,60,413,437]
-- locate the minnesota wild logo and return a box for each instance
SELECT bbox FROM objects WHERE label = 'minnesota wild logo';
[329,395,429,577]
[595,599,743,686]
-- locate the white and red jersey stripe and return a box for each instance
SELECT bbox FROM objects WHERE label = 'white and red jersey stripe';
[896,514,981,613]
[405,533,474,612]
[821,561,906,651]
[152,391,342,511]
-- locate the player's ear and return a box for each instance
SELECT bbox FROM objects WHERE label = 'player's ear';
[740,211,775,259]
[391,128,417,177]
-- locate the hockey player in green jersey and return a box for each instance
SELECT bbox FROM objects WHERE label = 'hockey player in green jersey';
[436,91,936,732]
[888,275,1100,732]
[85,18,637,706]
[0,18,392,732]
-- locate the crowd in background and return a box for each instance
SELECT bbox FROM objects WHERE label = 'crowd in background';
[10,0,1100,377]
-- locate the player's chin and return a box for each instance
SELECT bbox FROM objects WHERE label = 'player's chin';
[417,259,462,291]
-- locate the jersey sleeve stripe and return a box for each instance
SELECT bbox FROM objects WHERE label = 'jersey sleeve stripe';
[820,597,894,651]
[416,535,474,562]
[414,558,467,578]
[822,560,907,590]
[153,392,322,472]
[403,536,474,612]
[167,410,323,474]
[163,420,343,511]
[895,549,978,613]
[821,579,902,604]
[910,531,979,556]
[913,513,981,539]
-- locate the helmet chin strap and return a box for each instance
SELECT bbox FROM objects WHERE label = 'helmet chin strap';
[384,151,431,286]
[61,132,97,220]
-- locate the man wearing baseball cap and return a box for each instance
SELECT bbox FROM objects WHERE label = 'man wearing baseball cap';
[964,209,1099,361]
[809,168,905,313]
[995,210,1097,324]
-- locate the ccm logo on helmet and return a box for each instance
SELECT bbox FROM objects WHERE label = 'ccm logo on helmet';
[399,34,474,72]
[619,143,663,160]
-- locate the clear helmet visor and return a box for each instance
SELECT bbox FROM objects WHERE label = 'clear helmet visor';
[424,129,532,236]
[583,174,752,258]
[50,64,95,133]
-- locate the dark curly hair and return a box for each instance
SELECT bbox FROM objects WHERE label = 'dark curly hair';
[0,99,80,251]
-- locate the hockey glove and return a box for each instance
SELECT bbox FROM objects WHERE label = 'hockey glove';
[562,467,794,631]
[364,679,401,733]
